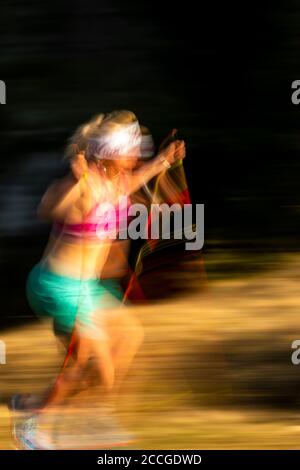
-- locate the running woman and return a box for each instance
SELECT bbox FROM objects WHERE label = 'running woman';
[13,110,185,449]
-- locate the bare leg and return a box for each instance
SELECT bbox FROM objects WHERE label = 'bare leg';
[110,312,145,394]
[30,307,143,425]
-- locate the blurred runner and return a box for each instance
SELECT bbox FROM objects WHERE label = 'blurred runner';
[11,110,185,449]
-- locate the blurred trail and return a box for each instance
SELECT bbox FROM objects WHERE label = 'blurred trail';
[1,253,300,449]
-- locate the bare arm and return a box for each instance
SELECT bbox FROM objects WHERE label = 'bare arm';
[127,140,186,195]
[37,153,95,223]
[37,177,81,222]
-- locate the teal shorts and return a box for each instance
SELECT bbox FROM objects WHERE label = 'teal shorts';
[26,262,124,336]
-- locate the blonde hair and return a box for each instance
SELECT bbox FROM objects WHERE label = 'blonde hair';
[64,110,139,161]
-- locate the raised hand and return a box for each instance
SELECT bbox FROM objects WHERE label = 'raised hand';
[163,140,186,165]
[174,140,186,161]
[71,152,89,181]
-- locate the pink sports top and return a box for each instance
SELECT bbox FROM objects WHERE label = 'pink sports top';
[52,172,132,242]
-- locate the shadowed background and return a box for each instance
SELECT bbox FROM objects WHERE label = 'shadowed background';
[1,0,300,449]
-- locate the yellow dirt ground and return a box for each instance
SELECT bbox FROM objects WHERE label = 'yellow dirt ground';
[1,253,300,449]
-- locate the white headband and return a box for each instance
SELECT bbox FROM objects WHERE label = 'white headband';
[87,121,142,160]
[140,134,155,158]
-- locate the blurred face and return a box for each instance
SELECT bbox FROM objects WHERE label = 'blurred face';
[113,144,141,170]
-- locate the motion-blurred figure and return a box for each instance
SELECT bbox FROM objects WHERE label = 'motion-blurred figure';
[12,110,185,449]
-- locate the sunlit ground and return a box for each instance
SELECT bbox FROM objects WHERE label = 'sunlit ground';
[1,251,300,449]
